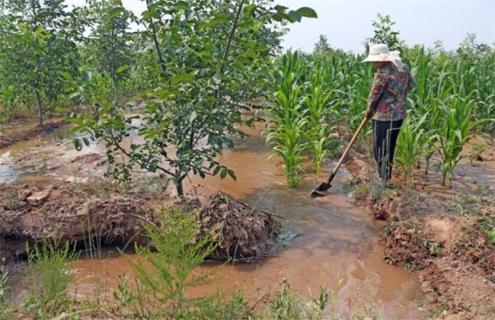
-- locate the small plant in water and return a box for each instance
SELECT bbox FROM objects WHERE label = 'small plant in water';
[23,240,78,319]
[267,280,331,320]
[126,207,216,317]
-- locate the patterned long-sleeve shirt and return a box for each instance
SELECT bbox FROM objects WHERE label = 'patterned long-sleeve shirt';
[367,63,415,121]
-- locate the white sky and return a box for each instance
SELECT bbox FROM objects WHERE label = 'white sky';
[67,0,495,53]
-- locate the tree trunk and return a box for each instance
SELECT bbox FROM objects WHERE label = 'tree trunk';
[425,155,430,175]
[35,90,44,126]
[176,178,184,198]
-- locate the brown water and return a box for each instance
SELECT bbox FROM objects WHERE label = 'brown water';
[2,123,425,319]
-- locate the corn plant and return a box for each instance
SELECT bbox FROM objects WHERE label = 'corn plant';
[304,68,333,176]
[267,51,308,187]
[395,115,428,186]
[437,96,481,187]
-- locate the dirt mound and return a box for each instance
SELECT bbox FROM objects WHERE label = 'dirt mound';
[372,195,402,221]
[382,220,442,270]
[451,227,495,278]
[420,257,495,319]
[197,192,280,262]
[0,182,156,263]
[345,157,368,182]
[1,184,281,264]
[0,118,67,149]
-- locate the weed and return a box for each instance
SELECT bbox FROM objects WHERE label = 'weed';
[0,266,9,319]
[125,207,216,317]
[469,139,487,165]
[267,281,302,320]
[23,240,78,319]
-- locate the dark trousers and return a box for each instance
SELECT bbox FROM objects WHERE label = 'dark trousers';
[372,119,403,182]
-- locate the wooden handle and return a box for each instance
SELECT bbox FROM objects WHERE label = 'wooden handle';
[327,116,369,183]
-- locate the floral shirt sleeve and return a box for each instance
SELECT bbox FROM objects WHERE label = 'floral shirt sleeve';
[367,72,388,114]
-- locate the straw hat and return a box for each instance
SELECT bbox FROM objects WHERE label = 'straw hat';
[363,43,403,69]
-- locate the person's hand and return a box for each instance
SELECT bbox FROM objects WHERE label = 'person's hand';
[365,109,374,120]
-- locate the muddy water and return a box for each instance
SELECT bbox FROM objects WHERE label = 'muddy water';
[2,122,425,319]
[72,137,424,319]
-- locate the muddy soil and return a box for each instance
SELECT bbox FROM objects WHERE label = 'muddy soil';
[0,182,157,263]
[0,118,67,149]
[420,257,495,319]
[346,138,495,319]
[198,192,280,262]
[0,182,280,265]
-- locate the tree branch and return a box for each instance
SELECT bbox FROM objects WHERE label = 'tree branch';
[108,129,175,177]
[145,0,167,78]
[193,1,245,137]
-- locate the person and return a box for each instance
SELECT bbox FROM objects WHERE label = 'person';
[363,43,414,186]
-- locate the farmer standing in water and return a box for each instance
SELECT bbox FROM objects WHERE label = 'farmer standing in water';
[363,43,414,187]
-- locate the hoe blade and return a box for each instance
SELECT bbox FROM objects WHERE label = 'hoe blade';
[310,182,332,198]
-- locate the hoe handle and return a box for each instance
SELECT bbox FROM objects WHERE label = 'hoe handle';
[327,116,369,184]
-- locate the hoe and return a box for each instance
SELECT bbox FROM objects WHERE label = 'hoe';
[310,115,369,197]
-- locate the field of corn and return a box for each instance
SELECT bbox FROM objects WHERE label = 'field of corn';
[0,0,495,319]
[267,35,495,188]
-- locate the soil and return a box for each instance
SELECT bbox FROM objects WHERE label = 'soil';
[420,257,495,318]
[346,138,495,319]
[0,183,280,265]
[197,192,280,262]
[0,182,157,263]
[0,118,67,149]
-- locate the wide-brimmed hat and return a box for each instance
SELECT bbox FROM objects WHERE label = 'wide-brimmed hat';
[363,43,394,63]
[363,43,403,69]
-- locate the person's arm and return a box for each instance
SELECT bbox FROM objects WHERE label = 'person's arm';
[366,72,388,119]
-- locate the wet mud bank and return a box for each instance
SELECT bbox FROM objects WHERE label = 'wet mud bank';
[0,182,157,263]
[345,146,495,319]
[0,118,67,150]
[0,182,280,265]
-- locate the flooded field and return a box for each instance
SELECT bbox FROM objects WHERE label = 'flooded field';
[1,122,428,319]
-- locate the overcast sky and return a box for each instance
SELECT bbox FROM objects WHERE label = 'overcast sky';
[67,0,495,53]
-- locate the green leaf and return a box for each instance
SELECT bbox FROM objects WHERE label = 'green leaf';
[227,169,237,181]
[74,139,82,151]
[287,11,301,23]
[109,7,125,18]
[116,65,129,73]
[171,71,197,85]
[244,4,257,17]
[274,5,289,12]
[220,168,227,179]
[272,12,286,22]
[296,7,318,18]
